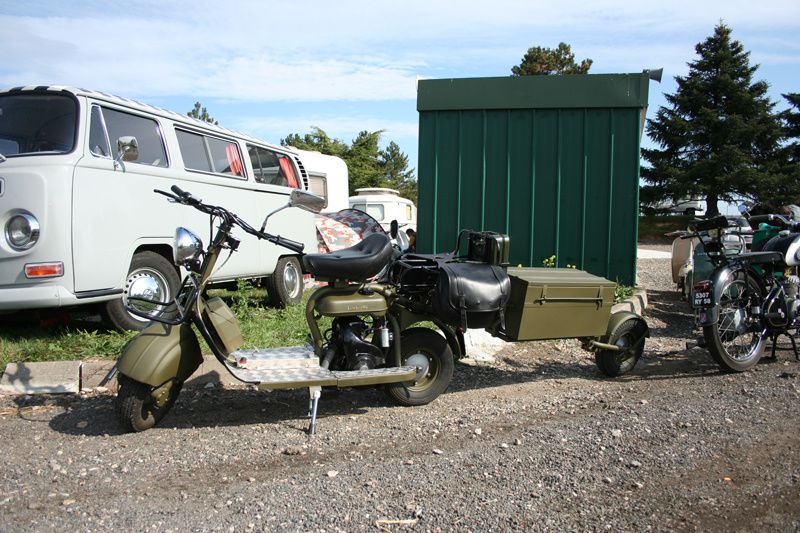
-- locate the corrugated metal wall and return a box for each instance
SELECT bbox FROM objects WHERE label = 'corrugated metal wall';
[416,74,653,286]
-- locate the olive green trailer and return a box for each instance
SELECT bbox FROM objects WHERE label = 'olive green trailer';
[416,72,659,286]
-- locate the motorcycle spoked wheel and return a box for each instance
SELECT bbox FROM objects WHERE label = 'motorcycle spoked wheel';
[703,271,766,372]
[115,375,182,432]
[385,327,454,407]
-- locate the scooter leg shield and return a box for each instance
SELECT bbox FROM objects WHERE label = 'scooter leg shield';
[117,322,203,388]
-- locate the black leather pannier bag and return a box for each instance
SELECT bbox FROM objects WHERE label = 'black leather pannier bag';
[433,262,511,330]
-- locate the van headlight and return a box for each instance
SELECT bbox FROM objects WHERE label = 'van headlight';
[5,213,40,251]
[174,227,203,265]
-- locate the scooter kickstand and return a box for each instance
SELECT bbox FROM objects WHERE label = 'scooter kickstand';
[307,386,322,436]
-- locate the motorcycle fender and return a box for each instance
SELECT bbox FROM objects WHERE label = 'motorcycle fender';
[117,322,203,388]
[605,311,649,342]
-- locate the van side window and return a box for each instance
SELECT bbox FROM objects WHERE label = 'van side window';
[177,129,244,178]
[89,106,110,157]
[176,130,212,172]
[101,107,168,167]
[246,144,300,188]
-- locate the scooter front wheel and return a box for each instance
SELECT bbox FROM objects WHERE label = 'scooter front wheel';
[385,327,454,407]
[115,375,182,432]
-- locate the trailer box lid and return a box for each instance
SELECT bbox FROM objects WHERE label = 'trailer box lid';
[496,267,617,341]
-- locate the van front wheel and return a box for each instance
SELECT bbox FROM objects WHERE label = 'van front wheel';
[105,251,180,331]
[267,256,303,308]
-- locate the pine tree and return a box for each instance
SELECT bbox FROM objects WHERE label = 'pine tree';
[187,101,218,125]
[641,23,784,216]
[379,141,418,203]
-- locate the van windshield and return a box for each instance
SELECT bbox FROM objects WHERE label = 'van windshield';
[0,93,77,156]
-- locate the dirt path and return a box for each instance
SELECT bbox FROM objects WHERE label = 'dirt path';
[0,258,798,531]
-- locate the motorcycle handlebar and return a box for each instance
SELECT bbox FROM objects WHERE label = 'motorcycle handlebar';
[691,215,729,232]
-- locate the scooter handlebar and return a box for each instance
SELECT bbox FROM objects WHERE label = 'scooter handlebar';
[269,235,304,254]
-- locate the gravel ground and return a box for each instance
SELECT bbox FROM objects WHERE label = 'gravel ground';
[1,253,799,532]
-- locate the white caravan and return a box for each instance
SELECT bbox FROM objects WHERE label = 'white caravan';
[292,149,349,213]
[348,188,417,233]
[0,85,318,330]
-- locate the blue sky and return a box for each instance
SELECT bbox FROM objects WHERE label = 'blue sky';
[2,0,798,176]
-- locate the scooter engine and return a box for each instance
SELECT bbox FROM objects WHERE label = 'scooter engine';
[325,318,386,371]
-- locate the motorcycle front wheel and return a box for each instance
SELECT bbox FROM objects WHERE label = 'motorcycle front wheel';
[703,271,765,372]
[385,327,454,406]
[115,375,182,432]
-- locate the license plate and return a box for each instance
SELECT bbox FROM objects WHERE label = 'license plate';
[694,291,711,307]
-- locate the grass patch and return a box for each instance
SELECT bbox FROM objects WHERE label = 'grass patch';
[0,320,137,369]
[0,283,323,374]
[638,214,691,243]
[614,285,637,303]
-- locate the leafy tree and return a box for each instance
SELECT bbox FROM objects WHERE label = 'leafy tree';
[511,42,592,76]
[641,23,785,216]
[282,127,417,200]
[281,127,348,158]
[187,101,218,125]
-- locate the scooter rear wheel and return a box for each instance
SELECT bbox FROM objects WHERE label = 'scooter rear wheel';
[116,375,182,432]
[385,327,454,407]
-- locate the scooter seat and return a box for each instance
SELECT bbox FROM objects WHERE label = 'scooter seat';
[734,251,784,266]
[303,233,393,281]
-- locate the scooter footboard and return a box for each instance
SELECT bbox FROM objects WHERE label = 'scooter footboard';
[117,322,203,387]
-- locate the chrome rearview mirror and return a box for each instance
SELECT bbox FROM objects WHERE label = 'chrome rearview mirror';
[260,190,325,233]
[114,136,139,172]
[288,189,325,214]
[117,136,139,162]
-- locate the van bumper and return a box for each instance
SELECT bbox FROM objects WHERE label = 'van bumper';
[0,283,115,310]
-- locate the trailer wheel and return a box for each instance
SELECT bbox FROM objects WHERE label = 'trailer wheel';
[595,318,647,377]
[267,256,303,308]
[105,251,180,331]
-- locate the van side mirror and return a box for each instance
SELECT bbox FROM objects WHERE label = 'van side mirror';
[113,136,139,172]
[117,136,139,162]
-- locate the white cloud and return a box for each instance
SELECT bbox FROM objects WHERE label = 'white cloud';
[1,1,798,104]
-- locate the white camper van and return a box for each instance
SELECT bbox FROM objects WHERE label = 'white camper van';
[348,188,417,233]
[0,85,318,330]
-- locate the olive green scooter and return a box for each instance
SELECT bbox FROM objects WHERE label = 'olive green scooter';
[114,186,455,434]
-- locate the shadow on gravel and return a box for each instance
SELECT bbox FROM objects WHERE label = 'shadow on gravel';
[46,386,393,437]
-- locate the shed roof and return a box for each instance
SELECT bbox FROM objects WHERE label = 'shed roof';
[417,72,655,112]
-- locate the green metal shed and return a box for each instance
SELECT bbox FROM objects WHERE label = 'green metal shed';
[416,72,656,286]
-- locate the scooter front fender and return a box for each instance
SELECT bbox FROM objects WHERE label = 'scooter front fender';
[117,322,203,388]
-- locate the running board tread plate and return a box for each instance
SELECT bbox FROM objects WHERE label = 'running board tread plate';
[229,345,318,370]
[225,364,417,390]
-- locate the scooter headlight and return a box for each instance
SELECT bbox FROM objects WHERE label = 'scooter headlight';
[174,227,203,265]
[5,213,40,251]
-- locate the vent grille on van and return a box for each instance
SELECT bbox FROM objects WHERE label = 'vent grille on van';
[293,156,309,191]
